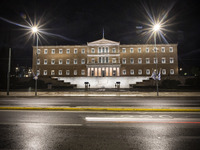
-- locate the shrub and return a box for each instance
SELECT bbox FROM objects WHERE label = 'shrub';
[185,77,200,87]
[161,79,181,89]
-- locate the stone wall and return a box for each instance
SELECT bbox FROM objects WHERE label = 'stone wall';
[56,76,150,88]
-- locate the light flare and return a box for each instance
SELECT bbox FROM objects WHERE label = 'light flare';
[139,2,176,44]
[0,12,76,44]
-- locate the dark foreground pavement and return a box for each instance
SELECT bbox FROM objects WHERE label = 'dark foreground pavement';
[0,110,200,150]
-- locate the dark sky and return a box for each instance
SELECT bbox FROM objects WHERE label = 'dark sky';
[0,0,200,70]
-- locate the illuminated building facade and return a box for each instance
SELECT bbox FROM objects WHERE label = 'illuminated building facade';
[32,38,178,78]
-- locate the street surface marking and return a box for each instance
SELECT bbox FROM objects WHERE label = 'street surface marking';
[85,117,200,124]
[0,122,82,126]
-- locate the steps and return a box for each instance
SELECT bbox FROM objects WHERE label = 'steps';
[130,78,154,87]
[40,77,77,89]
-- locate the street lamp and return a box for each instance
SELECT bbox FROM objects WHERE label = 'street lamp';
[153,23,160,96]
[32,26,39,96]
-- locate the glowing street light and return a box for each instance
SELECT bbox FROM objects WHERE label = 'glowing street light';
[153,23,160,32]
[32,26,38,33]
[32,26,39,96]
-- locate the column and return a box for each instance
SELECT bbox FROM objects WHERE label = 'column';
[88,68,90,76]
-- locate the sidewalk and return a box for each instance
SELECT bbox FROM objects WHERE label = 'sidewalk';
[1,91,200,97]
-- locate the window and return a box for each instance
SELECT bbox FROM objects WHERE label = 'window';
[37,70,40,76]
[37,49,40,54]
[74,59,77,64]
[106,47,109,53]
[99,57,102,63]
[51,70,55,75]
[44,49,48,54]
[43,70,47,75]
[74,49,78,54]
[59,59,63,64]
[138,58,142,64]
[58,70,62,75]
[170,69,174,75]
[51,49,55,54]
[59,49,63,54]
[170,57,174,63]
[81,49,85,54]
[66,70,70,75]
[81,70,85,75]
[122,69,126,75]
[161,47,165,53]
[91,48,95,53]
[91,58,95,63]
[146,69,150,75]
[130,69,134,75]
[130,48,134,53]
[153,47,158,53]
[130,58,134,64]
[162,58,166,64]
[122,58,126,64]
[138,69,142,75]
[98,47,102,53]
[66,49,70,54]
[81,59,85,64]
[169,47,173,52]
[37,59,40,65]
[146,48,149,53]
[146,58,150,64]
[74,70,77,75]
[112,48,116,53]
[44,59,47,65]
[51,59,55,65]
[112,58,116,63]
[106,57,109,63]
[138,48,142,53]
[66,59,70,64]
[162,69,166,75]
[154,58,158,64]
[122,48,126,53]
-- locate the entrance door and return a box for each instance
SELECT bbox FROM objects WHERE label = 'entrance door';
[102,71,105,77]
[113,70,116,76]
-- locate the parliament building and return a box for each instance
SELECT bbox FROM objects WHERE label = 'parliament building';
[32,38,178,88]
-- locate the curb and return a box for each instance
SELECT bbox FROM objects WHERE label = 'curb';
[1,92,200,97]
[1,107,200,112]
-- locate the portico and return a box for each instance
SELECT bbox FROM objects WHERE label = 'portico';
[87,64,120,77]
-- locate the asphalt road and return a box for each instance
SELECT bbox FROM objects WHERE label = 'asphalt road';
[0,96,200,108]
[0,110,200,150]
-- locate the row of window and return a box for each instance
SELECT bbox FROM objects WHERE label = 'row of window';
[38,70,85,76]
[37,48,85,54]
[37,57,174,65]
[37,59,85,65]
[122,69,174,75]
[36,47,174,54]
[121,47,173,53]
[37,69,175,76]
[121,57,174,64]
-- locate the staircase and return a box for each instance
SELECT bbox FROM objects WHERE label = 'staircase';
[130,78,154,88]
[40,77,77,89]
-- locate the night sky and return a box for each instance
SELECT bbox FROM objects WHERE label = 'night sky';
[0,0,200,77]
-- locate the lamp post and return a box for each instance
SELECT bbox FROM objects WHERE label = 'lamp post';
[32,26,38,96]
[153,23,160,96]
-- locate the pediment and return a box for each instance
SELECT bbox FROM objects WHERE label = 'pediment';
[87,38,120,46]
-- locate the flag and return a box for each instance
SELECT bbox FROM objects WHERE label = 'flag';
[158,69,161,81]
[151,70,156,80]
